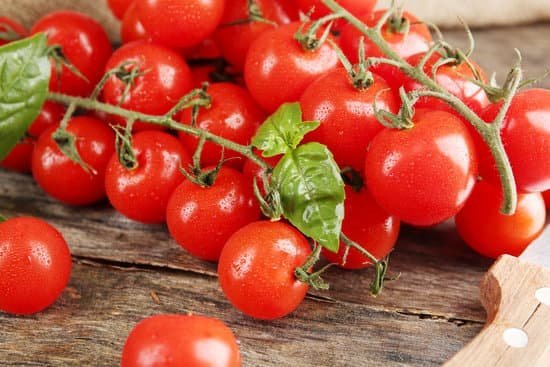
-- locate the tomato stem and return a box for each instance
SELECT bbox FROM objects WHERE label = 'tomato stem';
[321,0,519,215]
[295,243,331,291]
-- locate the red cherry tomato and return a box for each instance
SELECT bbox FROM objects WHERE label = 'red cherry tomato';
[218,221,310,320]
[300,68,399,171]
[242,148,280,197]
[135,0,225,49]
[121,314,241,367]
[32,117,115,205]
[481,88,550,193]
[297,0,376,19]
[180,83,264,169]
[107,0,133,20]
[340,10,431,69]
[120,2,149,44]
[365,109,478,226]
[215,0,292,71]
[184,38,222,61]
[1,102,65,173]
[0,17,27,46]
[244,22,339,112]
[102,41,193,131]
[322,185,400,269]
[191,65,217,87]
[456,181,546,259]
[167,167,261,261]
[543,190,550,209]
[401,53,489,115]
[105,131,191,224]
[30,11,112,97]
[0,217,72,315]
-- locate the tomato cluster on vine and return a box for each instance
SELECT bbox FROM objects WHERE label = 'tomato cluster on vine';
[1,0,549,365]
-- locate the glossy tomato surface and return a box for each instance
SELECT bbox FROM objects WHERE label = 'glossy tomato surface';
[456,181,546,258]
[322,186,400,269]
[296,0,376,19]
[300,68,399,171]
[103,41,193,131]
[0,138,34,173]
[107,0,133,19]
[135,0,226,49]
[167,167,261,261]
[30,11,112,97]
[32,117,115,205]
[0,217,72,315]
[218,221,310,320]
[180,83,264,169]
[105,131,191,224]
[365,109,478,226]
[121,314,241,367]
[121,2,149,43]
[482,88,550,193]
[215,0,292,71]
[0,17,27,46]
[244,22,339,112]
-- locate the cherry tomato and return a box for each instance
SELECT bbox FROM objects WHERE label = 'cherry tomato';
[102,41,193,131]
[105,131,191,224]
[215,0,292,71]
[179,83,264,169]
[218,221,310,320]
[322,185,400,269]
[300,68,399,171]
[456,181,546,258]
[30,11,113,97]
[365,109,478,227]
[121,314,241,367]
[120,2,149,44]
[107,0,133,20]
[244,22,339,112]
[135,0,226,49]
[32,117,115,205]
[167,167,260,261]
[543,190,550,209]
[0,17,27,46]
[297,0,376,31]
[401,53,489,115]
[0,217,72,315]
[481,88,550,193]
[1,102,65,173]
[242,148,280,197]
[184,38,222,61]
[340,10,431,77]
[191,65,217,87]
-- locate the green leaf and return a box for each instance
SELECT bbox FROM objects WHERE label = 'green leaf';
[251,102,320,157]
[273,142,345,251]
[0,33,51,161]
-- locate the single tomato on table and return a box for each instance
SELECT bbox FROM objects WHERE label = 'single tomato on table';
[0,217,72,315]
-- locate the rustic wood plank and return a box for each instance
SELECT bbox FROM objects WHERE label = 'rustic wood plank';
[0,261,483,367]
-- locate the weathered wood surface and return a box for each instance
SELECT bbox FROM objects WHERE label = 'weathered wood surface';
[1,24,550,366]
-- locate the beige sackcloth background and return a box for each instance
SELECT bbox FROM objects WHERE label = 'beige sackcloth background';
[0,0,549,42]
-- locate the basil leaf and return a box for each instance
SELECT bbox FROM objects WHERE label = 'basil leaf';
[273,142,345,251]
[0,33,51,161]
[252,102,320,157]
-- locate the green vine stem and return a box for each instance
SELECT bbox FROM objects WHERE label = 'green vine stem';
[321,0,519,215]
[46,92,270,172]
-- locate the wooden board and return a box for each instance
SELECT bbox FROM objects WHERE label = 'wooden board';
[1,23,550,366]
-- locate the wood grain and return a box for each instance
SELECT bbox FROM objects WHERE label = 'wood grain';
[1,23,550,366]
[445,256,550,367]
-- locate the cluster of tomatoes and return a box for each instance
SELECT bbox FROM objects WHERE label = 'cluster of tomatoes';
[1,0,550,365]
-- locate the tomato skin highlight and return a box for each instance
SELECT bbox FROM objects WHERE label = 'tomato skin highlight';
[0,17,27,46]
[32,117,115,206]
[180,83,265,170]
[218,221,310,320]
[300,68,399,172]
[322,186,400,269]
[365,109,478,227]
[456,181,546,259]
[0,217,72,315]
[244,22,339,113]
[121,314,241,367]
[135,0,226,49]
[481,88,550,193]
[105,131,192,224]
[167,167,261,261]
[120,2,149,44]
[103,41,193,131]
[30,11,113,97]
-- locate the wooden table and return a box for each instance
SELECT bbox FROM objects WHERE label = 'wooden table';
[1,23,549,367]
